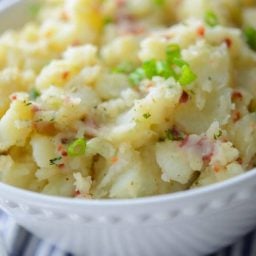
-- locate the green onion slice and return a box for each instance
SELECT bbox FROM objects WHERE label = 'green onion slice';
[166,44,181,63]
[142,60,158,79]
[178,65,197,86]
[244,26,256,51]
[156,60,175,79]
[129,68,145,85]
[67,138,87,157]
[204,11,218,27]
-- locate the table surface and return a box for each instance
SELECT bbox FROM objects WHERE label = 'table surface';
[0,210,256,256]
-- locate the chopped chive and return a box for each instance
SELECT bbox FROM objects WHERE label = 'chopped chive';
[67,138,87,157]
[23,101,32,106]
[29,88,41,100]
[166,44,181,63]
[204,11,218,27]
[129,68,145,85]
[178,65,197,86]
[49,156,62,165]
[244,26,256,51]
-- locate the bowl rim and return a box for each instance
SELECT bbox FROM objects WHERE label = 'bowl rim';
[0,168,255,207]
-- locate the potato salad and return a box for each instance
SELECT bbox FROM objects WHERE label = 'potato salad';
[0,0,256,199]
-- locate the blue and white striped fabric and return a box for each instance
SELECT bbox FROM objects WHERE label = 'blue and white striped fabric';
[0,210,256,256]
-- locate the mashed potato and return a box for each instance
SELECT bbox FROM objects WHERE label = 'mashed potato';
[0,0,256,199]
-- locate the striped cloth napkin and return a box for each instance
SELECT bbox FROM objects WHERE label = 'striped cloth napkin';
[0,210,256,256]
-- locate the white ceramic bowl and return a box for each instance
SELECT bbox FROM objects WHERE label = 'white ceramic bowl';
[1,1,256,256]
[1,170,256,256]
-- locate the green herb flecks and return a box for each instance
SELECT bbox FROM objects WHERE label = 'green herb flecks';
[49,156,62,166]
[165,128,185,141]
[214,130,222,140]
[29,88,41,100]
[143,112,151,119]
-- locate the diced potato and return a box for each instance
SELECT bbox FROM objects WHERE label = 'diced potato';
[227,113,256,167]
[0,99,33,151]
[194,162,244,187]
[101,36,140,66]
[42,173,75,197]
[30,134,56,168]
[104,78,182,148]
[156,141,195,184]
[174,88,232,134]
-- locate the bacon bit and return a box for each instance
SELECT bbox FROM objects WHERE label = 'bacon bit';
[84,117,98,129]
[58,163,65,168]
[32,105,41,113]
[174,0,182,7]
[119,24,145,35]
[145,82,154,91]
[61,151,68,157]
[232,110,241,122]
[197,26,205,37]
[72,40,81,47]
[111,156,119,164]
[74,191,92,199]
[179,91,189,104]
[231,91,243,101]
[179,135,189,147]
[75,190,81,196]
[213,165,221,173]
[237,157,243,165]
[202,152,213,163]
[59,11,69,22]
[57,144,63,152]
[62,71,69,80]
[61,138,69,144]
[33,122,57,136]
[116,0,125,7]
[10,95,17,101]
[224,38,232,48]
